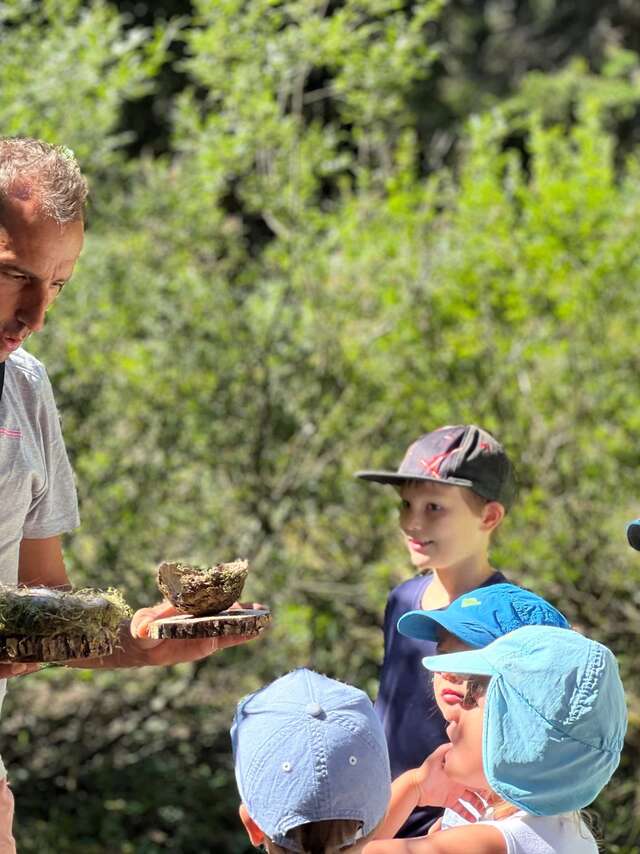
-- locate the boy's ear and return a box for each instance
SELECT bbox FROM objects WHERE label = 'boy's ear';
[239,803,265,847]
[481,501,505,532]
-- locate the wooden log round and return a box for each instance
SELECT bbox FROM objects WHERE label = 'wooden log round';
[0,629,114,663]
[147,608,271,640]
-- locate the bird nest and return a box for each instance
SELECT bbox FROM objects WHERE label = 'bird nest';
[157,559,249,615]
[0,585,131,637]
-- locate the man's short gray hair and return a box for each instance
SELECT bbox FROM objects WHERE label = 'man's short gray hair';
[0,137,88,223]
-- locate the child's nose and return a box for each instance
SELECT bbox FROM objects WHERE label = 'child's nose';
[403,513,424,534]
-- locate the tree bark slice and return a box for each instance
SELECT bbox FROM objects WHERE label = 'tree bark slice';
[147,608,271,639]
[0,629,114,662]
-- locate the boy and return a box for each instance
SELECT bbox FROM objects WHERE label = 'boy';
[356,424,516,837]
[231,668,392,853]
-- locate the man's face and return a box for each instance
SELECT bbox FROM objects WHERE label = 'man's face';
[0,197,84,362]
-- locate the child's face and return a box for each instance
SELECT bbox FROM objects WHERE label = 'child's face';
[433,628,474,722]
[396,481,491,572]
[439,674,489,791]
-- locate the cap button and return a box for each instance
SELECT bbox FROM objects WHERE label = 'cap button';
[305,702,324,718]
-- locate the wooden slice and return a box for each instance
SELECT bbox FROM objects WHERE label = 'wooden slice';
[147,608,271,640]
[0,630,114,663]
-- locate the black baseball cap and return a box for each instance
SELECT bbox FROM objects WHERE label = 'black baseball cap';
[356,425,516,510]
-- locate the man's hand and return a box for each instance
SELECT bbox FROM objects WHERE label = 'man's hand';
[129,599,267,640]
[130,600,187,640]
[123,599,266,667]
[11,528,269,674]
[0,610,264,674]
[0,662,42,680]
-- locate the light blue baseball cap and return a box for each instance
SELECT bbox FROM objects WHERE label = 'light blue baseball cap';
[231,669,391,852]
[422,626,627,816]
[398,583,570,647]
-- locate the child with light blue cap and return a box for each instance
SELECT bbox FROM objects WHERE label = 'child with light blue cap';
[363,626,627,853]
[397,581,571,832]
[231,668,392,854]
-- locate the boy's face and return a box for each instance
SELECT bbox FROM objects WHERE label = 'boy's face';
[433,628,474,722]
[396,481,494,573]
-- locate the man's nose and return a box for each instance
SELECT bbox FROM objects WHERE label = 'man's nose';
[16,283,49,332]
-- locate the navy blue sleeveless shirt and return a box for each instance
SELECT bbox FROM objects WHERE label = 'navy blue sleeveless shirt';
[374,569,507,838]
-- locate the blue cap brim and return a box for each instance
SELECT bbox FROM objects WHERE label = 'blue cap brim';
[397,610,445,643]
[398,608,499,648]
[422,647,498,676]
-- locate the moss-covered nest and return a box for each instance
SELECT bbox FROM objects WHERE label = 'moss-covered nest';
[157,559,249,615]
[0,585,131,638]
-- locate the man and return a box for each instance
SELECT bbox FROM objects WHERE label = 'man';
[0,137,261,849]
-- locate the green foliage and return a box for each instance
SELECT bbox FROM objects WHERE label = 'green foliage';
[1,1,640,851]
[0,0,173,173]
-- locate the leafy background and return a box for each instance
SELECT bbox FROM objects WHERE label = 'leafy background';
[1,0,640,850]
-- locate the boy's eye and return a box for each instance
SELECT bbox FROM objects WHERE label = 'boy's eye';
[427,503,442,511]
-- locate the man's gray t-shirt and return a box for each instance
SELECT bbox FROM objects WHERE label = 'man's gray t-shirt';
[0,347,79,775]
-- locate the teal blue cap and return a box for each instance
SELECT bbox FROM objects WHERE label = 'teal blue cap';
[398,583,570,647]
[422,626,627,816]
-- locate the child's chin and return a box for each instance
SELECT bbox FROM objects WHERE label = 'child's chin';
[436,703,457,722]
[408,553,433,571]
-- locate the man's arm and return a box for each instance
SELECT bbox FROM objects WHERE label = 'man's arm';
[6,536,261,677]
[18,535,69,588]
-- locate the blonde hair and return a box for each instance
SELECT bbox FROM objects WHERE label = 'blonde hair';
[265,819,371,854]
[484,792,520,820]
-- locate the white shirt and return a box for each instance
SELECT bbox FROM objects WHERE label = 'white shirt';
[480,811,598,854]
[0,347,79,775]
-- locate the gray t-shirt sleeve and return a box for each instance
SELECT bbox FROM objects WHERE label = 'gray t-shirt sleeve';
[21,367,80,539]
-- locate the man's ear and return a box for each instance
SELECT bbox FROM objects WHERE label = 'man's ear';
[482,501,505,532]
[239,803,265,847]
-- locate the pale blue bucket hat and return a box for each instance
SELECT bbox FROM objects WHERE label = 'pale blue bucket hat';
[231,669,391,851]
[422,625,627,816]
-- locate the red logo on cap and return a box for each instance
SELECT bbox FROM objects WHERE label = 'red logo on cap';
[419,450,455,478]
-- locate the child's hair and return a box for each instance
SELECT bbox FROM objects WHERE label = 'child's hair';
[459,487,491,515]
[267,819,370,853]
[231,669,391,854]
[394,478,492,518]
[422,625,627,816]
